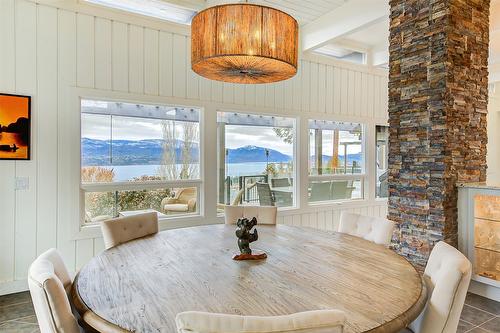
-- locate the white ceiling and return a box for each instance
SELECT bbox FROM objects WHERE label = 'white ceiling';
[158,0,500,80]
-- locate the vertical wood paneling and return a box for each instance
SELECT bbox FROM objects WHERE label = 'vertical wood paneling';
[159,31,173,97]
[199,77,211,101]
[128,25,144,94]
[36,5,58,255]
[244,84,255,106]
[317,211,325,230]
[144,28,159,95]
[283,79,293,111]
[223,83,234,104]
[94,18,112,90]
[381,76,388,120]
[317,64,326,113]
[325,210,333,231]
[309,62,318,112]
[374,76,381,119]
[274,82,284,110]
[111,21,128,92]
[172,34,186,98]
[347,71,355,115]
[76,14,94,88]
[255,85,266,108]
[76,239,93,271]
[0,0,16,92]
[0,0,16,283]
[234,84,245,105]
[333,67,341,115]
[57,9,77,271]
[14,0,37,280]
[265,84,274,108]
[340,68,348,115]
[367,74,375,118]
[361,73,369,117]
[325,66,334,114]
[292,64,302,111]
[93,238,105,255]
[212,81,223,102]
[186,38,199,100]
[301,61,310,112]
[354,71,362,116]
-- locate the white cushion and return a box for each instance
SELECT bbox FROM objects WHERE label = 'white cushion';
[338,212,395,246]
[164,204,190,212]
[409,241,472,333]
[28,249,81,333]
[101,211,159,249]
[224,206,278,225]
[176,310,345,333]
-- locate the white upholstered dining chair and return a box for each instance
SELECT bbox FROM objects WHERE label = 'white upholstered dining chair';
[404,241,472,333]
[101,211,159,249]
[224,206,277,225]
[28,248,82,333]
[338,212,395,246]
[176,310,345,333]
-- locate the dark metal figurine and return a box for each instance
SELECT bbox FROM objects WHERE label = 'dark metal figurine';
[235,217,258,254]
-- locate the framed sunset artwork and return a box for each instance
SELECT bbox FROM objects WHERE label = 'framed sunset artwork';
[0,93,31,160]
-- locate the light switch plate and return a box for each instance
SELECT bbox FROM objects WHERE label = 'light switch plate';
[15,177,29,190]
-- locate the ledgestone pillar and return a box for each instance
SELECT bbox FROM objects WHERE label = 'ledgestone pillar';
[388,0,490,266]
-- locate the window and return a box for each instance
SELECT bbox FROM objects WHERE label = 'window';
[308,120,364,203]
[84,0,196,24]
[81,99,201,224]
[217,112,296,210]
[376,125,389,198]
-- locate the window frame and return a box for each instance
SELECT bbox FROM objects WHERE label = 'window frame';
[79,98,204,226]
[375,124,389,200]
[215,109,299,211]
[307,119,367,205]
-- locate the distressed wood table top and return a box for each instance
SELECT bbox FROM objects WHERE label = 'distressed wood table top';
[73,224,426,333]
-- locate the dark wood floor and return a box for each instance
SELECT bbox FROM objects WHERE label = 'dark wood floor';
[0,291,499,332]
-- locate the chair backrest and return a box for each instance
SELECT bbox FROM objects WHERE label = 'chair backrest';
[224,206,277,225]
[310,182,332,201]
[176,310,345,333]
[28,249,81,333]
[178,187,197,204]
[409,241,472,333]
[271,178,290,188]
[338,212,395,246]
[330,181,349,200]
[101,211,159,249]
[256,182,275,206]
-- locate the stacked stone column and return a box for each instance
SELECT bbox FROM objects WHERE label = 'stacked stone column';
[388,0,489,266]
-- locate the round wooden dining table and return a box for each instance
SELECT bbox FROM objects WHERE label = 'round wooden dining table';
[72,224,427,333]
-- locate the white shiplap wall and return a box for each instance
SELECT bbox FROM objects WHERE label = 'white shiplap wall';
[0,0,389,294]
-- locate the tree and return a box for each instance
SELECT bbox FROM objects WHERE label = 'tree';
[273,128,294,144]
[159,120,199,180]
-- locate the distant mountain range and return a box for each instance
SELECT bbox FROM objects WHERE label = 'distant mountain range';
[81,138,362,166]
[226,145,291,163]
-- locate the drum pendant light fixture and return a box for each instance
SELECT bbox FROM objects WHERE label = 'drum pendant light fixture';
[191,3,298,84]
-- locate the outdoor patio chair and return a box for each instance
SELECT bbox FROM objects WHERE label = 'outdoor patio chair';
[256,182,275,206]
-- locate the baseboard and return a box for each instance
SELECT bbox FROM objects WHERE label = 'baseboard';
[469,280,500,302]
[0,279,28,296]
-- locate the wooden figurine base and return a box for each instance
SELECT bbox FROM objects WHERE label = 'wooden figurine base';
[232,251,267,261]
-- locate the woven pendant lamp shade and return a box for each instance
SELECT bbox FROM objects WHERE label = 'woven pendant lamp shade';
[191,4,298,84]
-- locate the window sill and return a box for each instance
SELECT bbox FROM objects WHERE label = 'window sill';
[72,214,223,240]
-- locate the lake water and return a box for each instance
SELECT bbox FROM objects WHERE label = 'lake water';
[0,132,28,159]
[90,162,276,181]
